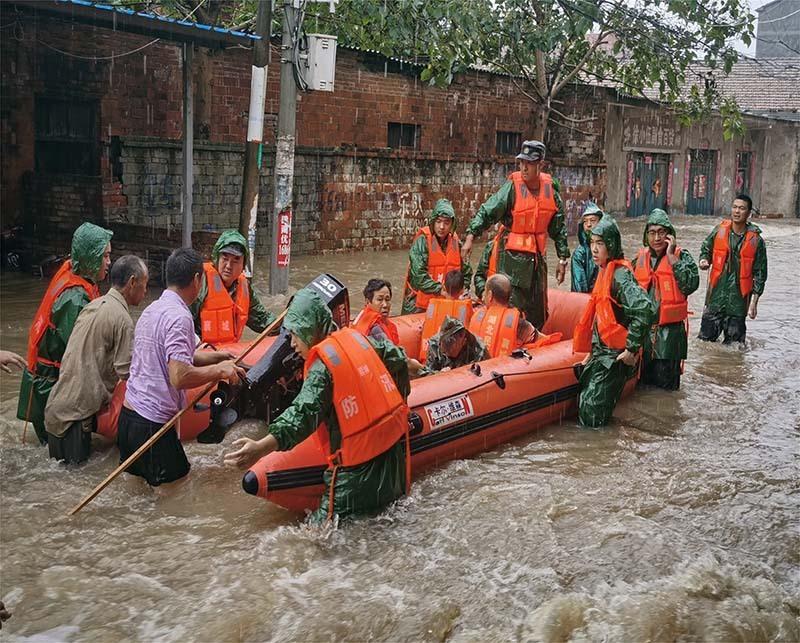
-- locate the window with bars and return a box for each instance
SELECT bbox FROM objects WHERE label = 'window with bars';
[35,98,99,175]
[495,131,521,155]
[387,122,420,150]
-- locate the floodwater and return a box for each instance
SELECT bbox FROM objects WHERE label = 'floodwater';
[0,215,798,642]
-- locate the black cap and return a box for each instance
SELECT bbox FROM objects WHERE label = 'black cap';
[516,140,546,162]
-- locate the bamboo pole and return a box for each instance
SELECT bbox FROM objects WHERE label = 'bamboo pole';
[68,309,287,516]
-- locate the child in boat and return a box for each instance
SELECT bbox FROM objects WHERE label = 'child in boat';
[573,217,655,428]
[224,287,412,524]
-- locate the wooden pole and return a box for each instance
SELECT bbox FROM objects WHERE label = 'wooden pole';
[67,309,287,516]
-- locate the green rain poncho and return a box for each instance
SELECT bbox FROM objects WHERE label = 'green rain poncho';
[423,315,489,373]
[699,220,767,318]
[268,288,411,523]
[402,199,473,314]
[577,217,655,428]
[189,229,275,337]
[570,203,603,293]
[465,176,569,329]
[17,222,113,444]
[638,209,699,390]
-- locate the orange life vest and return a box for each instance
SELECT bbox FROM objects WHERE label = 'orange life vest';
[709,220,760,297]
[506,172,558,254]
[468,304,520,358]
[573,259,632,353]
[420,297,474,361]
[634,248,689,326]
[352,306,400,345]
[199,262,250,344]
[306,328,409,469]
[26,260,99,371]
[405,226,462,309]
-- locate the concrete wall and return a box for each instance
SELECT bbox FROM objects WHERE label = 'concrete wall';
[756,0,800,58]
[756,124,800,217]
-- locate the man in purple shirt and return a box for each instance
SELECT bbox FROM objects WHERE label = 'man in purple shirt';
[120,248,245,486]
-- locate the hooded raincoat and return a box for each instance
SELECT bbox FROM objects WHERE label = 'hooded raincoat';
[17,222,113,444]
[189,229,275,338]
[571,203,603,293]
[268,289,411,523]
[423,315,489,373]
[578,217,655,428]
[465,176,569,329]
[402,199,473,314]
[698,218,767,343]
[638,210,699,389]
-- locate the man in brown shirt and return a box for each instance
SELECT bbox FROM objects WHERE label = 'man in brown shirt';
[45,255,149,464]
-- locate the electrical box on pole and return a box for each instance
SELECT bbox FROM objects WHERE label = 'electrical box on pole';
[302,34,337,92]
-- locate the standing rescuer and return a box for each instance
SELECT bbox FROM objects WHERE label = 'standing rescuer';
[571,203,603,293]
[573,217,655,428]
[224,288,412,524]
[402,199,472,314]
[634,209,699,390]
[461,140,570,329]
[17,222,113,445]
[190,229,275,344]
[697,194,767,344]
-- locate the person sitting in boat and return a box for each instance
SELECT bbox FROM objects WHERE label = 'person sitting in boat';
[402,199,472,314]
[424,316,489,373]
[224,287,412,524]
[17,222,113,446]
[44,256,149,465]
[634,209,699,390]
[120,248,245,486]
[419,269,474,361]
[468,273,541,358]
[352,278,401,344]
[189,229,275,344]
[353,278,425,377]
[571,203,603,293]
[573,217,655,428]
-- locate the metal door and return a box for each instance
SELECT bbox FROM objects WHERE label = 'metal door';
[687,149,717,215]
[626,152,670,217]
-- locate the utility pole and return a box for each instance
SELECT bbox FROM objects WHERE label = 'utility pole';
[238,0,272,275]
[269,0,297,294]
[181,42,194,249]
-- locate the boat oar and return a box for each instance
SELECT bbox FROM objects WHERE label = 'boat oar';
[67,309,287,517]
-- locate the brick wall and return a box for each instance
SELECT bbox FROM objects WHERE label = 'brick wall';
[1,5,610,263]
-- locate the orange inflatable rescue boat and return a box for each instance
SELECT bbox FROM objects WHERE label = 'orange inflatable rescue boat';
[242,288,638,513]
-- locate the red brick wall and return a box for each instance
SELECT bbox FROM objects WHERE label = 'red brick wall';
[1,5,609,260]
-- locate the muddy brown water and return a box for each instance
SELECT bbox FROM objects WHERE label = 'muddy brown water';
[0,216,798,642]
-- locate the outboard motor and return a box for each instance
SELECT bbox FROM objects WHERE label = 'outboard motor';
[196,274,350,443]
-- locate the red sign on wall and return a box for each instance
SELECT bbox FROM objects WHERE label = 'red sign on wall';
[277,210,292,267]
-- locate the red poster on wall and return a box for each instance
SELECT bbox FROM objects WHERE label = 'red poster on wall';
[277,210,292,267]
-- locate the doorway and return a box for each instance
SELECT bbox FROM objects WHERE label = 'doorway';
[686,149,718,215]
[626,152,670,217]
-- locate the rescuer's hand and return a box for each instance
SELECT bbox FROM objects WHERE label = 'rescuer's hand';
[224,435,278,469]
[461,234,474,262]
[748,294,759,320]
[555,261,566,285]
[0,350,25,373]
[615,349,637,367]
